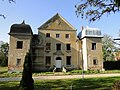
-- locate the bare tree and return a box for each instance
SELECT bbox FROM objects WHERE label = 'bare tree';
[0,0,15,19]
[75,0,120,22]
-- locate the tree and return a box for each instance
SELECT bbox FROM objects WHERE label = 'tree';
[19,51,34,90]
[102,34,118,61]
[75,0,120,22]
[0,42,8,66]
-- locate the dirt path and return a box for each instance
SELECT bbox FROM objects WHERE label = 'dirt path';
[0,73,120,81]
[33,73,120,80]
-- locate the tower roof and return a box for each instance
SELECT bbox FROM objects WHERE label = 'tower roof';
[78,26,103,39]
[9,21,33,35]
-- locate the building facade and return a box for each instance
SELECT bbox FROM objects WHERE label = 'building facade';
[8,13,103,72]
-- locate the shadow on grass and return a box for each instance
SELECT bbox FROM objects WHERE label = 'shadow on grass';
[0,81,19,90]
[0,77,120,90]
[35,77,120,90]
[0,71,7,74]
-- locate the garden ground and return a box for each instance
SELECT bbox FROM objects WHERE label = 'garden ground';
[0,76,120,90]
[1,67,120,90]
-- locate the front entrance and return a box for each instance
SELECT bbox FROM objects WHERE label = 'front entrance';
[55,57,62,68]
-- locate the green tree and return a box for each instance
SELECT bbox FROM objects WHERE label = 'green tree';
[102,34,118,61]
[0,42,8,66]
[19,51,34,90]
[75,0,120,22]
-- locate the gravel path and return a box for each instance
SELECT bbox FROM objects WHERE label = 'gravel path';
[0,73,120,81]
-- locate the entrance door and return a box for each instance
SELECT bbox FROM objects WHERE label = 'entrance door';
[55,57,62,68]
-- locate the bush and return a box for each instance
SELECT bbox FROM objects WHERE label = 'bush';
[104,61,120,70]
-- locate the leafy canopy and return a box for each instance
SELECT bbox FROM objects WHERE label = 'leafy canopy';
[75,0,120,22]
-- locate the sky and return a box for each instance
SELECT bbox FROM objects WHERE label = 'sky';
[0,0,120,42]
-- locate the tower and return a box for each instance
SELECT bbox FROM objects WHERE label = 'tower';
[78,26,103,70]
[8,21,33,72]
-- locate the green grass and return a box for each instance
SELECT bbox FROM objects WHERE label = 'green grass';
[1,66,120,78]
[0,67,22,78]
[0,76,120,90]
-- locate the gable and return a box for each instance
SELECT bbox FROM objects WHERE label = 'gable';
[38,13,76,31]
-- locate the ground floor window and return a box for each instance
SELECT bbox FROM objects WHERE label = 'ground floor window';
[66,56,71,65]
[45,56,51,66]
[16,58,21,66]
[93,58,98,65]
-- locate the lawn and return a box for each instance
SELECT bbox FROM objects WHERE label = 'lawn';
[0,67,22,78]
[0,76,120,90]
[1,66,120,78]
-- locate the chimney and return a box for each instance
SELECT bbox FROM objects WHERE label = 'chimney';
[81,26,84,31]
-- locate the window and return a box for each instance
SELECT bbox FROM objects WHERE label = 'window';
[56,44,61,50]
[93,59,98,65]
[16,58,21,66]
[66,56,71,65]
[16,41,23,49]
[46,33,50,37]
[46,56,51,65]
[65,34,70,39]
[56,34,60,38]
[92,43,96,50]
[66,44,71,50]
[46,43,51,51]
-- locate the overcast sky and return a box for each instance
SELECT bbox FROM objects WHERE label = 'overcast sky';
[0,0,120,42]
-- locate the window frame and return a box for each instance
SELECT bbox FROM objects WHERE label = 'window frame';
[46,33,50,37]
[56,43,61,51]
[93,58,98,65]
[16,41,23,49]
[65,34,70,39]
[66,44,71,50]
[46,43,51,51]
[16,58,21,66]
[45,56,51,66]
[92,43,96,50]
[56,34,60,38]
[66,56,71,66]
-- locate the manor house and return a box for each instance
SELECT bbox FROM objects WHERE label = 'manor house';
[8,13,103,72]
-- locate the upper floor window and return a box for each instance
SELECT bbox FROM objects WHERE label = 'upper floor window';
[65,34,70,39]
[56,34,60,38]
[46,33,50,37]
[92,43,96,50]
[16,41,23,49]
[66,56,71,65]
[56,44,61,50]
[16,58,21,66]
[46,43,51,51]
[66,44,71,50]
